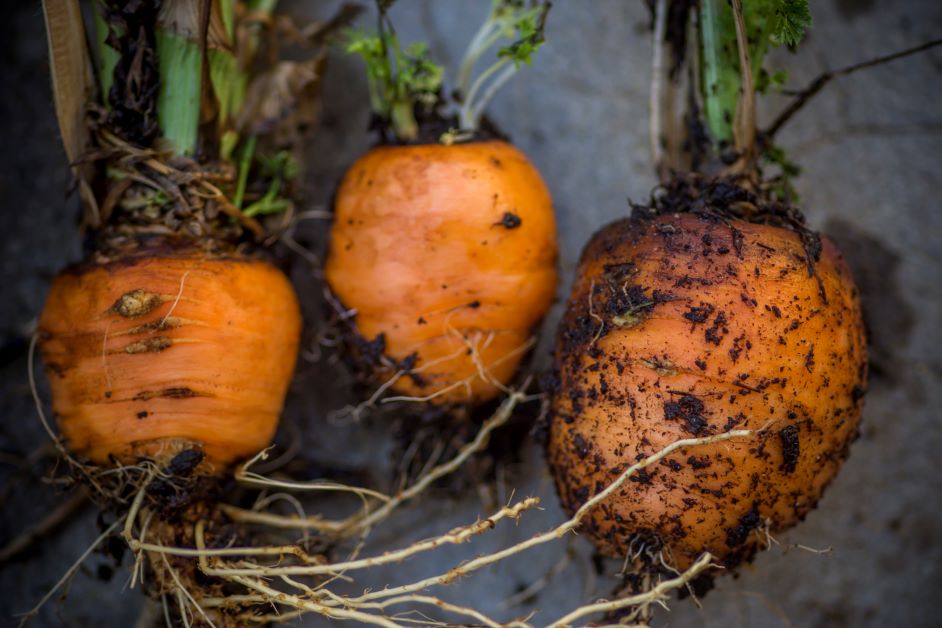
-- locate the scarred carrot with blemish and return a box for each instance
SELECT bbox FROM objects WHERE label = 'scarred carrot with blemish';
[40,253,300,469]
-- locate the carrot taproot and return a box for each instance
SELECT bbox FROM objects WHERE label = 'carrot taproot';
[39,252,300,471]
[548,210,866,569]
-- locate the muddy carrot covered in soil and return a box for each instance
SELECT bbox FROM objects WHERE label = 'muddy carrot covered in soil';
[325,0,558,407]
[548,0,868,579]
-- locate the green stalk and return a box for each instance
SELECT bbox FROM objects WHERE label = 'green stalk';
[365,73,383,114]
[454,1,548,133]
[155,7,203,158]
[210,0,278,157]
[234,134,257,209]
[457,14,499,96]
[209,47,242,134]
[699,0,740,145]
[248,0,278,17]
[467,63,516,130]
[384,27,419,139]
[219,0,236,39]
[92,7,119,102]
[245,0,279,60]
[460,56,510,130]
[209,0,239,136]
[699,0,811,148]
[347,25,437,142]
[390,100,418,141]
[210,47,243,154]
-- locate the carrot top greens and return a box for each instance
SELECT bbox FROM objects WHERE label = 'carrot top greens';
[346,0,549,143]
[91,0,272,159]
[345,28,444,142]
[654,0,938,203]
[699,0,812,146]
[456,0,548,132]
[77,0,355,243]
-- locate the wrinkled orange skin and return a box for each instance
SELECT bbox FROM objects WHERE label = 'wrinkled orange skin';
[39,252,301,472]
[548,213,867,570]
[325,141,558,405]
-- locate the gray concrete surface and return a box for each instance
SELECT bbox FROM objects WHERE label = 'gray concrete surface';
[2,1,941,626]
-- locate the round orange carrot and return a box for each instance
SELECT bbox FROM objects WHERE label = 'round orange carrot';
[548,212,867,569]
[325,140,557,405]
[30,0,332,620]
[39,250,301,471]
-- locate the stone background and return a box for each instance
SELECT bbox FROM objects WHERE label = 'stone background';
[1,1,940,626]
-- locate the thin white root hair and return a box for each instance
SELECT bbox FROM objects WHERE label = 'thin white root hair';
[333,430,753,606]
[159,552,216,628]
[787,543,833,555]
[195,498,537,578]
[223,387,528,539]
[26,412,754,626]
[28,333,169,507]
[546,553,717,628]
[236,458,392,503]
[502,544,574,609]
[28,334,92,485]
[181,429,752,626]
[16,517,125,626]
[229,576,405,628]
[379,335,534,405]
[0,491,87,563]
[337,386,526,537]
[28,309,758,628]
[191,502,537,627]
[158,270,190,327]
[331,291,536,410]
[327,339,470,421]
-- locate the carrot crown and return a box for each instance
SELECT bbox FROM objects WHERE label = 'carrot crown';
[43,0,351,253]
[345,0,549,143]
[650,0,811,199]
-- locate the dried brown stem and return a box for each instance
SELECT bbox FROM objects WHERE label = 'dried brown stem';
[730,0,756,173]
[766,37,942,139]
[41,0,98,226]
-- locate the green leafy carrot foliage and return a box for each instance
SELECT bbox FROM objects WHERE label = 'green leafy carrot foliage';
[699,0,811,143]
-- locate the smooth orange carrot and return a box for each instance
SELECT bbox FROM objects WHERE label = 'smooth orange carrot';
[325,140,557,405]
